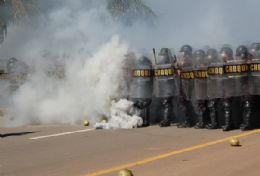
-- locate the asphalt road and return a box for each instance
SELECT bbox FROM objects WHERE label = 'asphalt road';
[1,124,260,176]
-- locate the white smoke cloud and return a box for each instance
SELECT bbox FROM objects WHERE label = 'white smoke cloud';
[94,99,143,129]
[4,36,129,127]
[0,1,132,127]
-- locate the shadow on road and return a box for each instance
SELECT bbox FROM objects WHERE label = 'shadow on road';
[0,131,37,138]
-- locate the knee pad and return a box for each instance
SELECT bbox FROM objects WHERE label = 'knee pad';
[244,100,252,109]
[208,100,215,108]
[223,99,231,109]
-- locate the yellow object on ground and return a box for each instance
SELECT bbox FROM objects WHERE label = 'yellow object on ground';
[118,169,133,176]
[83,120,90,126]
[101,120,108,123]
[229,138,240,147]
[101,116,108,123]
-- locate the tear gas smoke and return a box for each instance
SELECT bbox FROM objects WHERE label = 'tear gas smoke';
[94,99,143,129]
[1,0,260,128]
[0,1,133,127]
[4,35,131,127]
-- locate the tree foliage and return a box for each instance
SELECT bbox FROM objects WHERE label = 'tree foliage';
[107,0,156,25]
[0,0,155,43]
[0,0,38,43]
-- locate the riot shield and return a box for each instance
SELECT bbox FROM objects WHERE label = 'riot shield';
[178,47,194,101]
[249,58,260,95]
[153,64,177,98]
[153,48,178,98]
[223,59,249,98]
[130,56,153,99]
[194,66,208,100]
[207,62,224,99]
[193,50,208,101]
[180,66,194,101]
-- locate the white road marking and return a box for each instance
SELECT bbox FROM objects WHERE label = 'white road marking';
[29,129,94,140]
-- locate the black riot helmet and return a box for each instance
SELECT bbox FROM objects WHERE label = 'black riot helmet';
[8,57,17,64]
[135,56,152,69]
[7,57,18,71]
[236,45,248,59]
[193,49,206,65]
[156,48,173,65]
[220,46,233,62]
[180,45,192,57]
[178,45,193,66]
[250,43,260,58]
[206,48,218,63]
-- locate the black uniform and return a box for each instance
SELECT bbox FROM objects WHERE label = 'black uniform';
[130,56,153,127]
[221,46,249,131]
[178,45,195,128]
[0,58,9,107]
[7,57,29,93]
[235,46,252,131]
[219,46,234,131]
[249,43,260,129]
[249,43,260,96]
[206,48,221,129]
[153,48,178,127]
[193,50,208,129]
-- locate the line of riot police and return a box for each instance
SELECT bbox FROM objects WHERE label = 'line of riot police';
[129,43,260,131]
[0,57,28,95]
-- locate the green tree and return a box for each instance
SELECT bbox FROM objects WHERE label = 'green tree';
[107,0,156,25]
[0,0,38,43]
[0,0,155,43]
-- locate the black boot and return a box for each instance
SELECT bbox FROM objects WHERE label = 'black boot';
[206,100,218,129]
[240,99,252,131]
[177,120,191,128]
[142,107,150,127]
[178,99,193,128]
[222,116,232,131]
[222,99,233,131]
[206,112,218,129]
[194,113,205,129]
[194,119,204,129]
[134,100,151,128]
[159,98,172,127]
[160,120,171,127]
[194,101,206,129]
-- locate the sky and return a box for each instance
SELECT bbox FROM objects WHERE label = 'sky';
[122,0,260,50]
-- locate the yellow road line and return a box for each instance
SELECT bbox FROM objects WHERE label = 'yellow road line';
[85,129,260,176]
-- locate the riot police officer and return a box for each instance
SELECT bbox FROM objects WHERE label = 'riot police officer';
[250,43,260,96]
[221,45,249,131]
[220,46,234,131]
[249,43,260,96]
[177,45,195,128]
[0,58,9,109]
[130,56,153,127]
[249,43,260,129]
[7,57,29,93]
[153,48,178,127]
[206,48,221,129]
[193,50,208,128]
[235,45,252,131]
